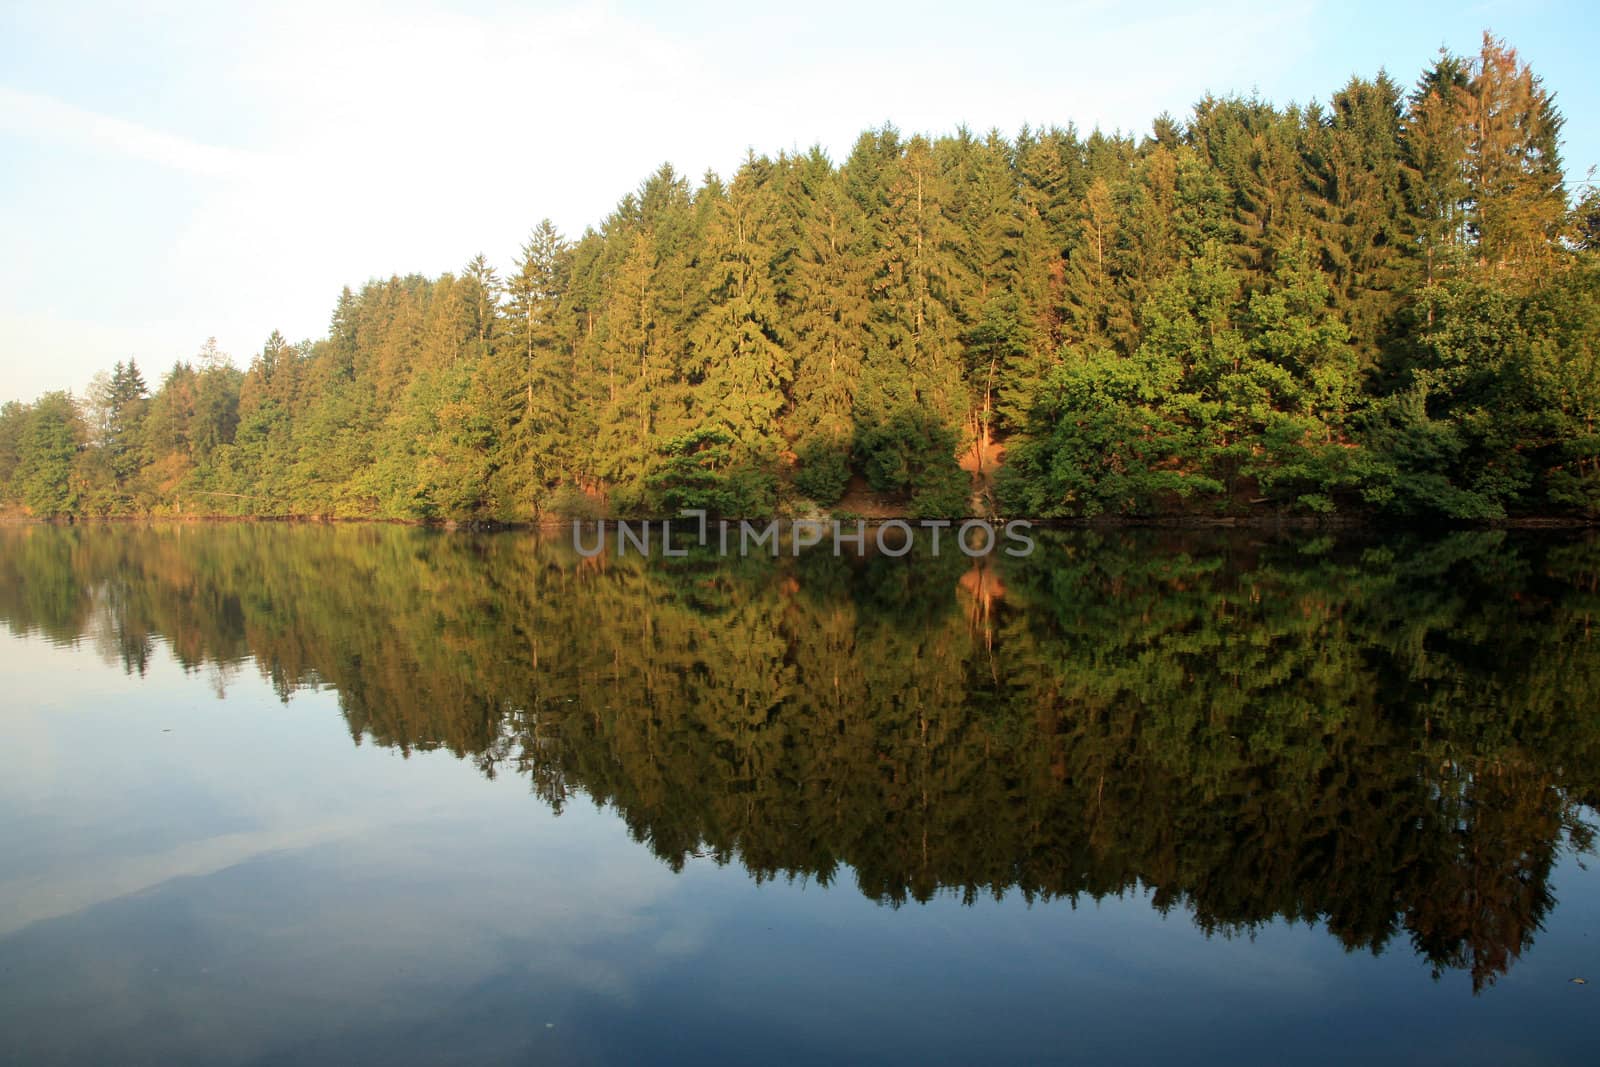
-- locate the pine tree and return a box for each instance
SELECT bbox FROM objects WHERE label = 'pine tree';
[688,161,790,468]
[104,359,149,486]
[495,219,572,514]
[5,37,1590,523]
[781,148,868,450]
[1315,73,1418,369]
[1463,34,1566,271]
[461,253,502,360]
[1405,50,1473,286]
[940,128,1028,465]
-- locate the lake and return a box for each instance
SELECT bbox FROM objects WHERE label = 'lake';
[1,522,1596,1065]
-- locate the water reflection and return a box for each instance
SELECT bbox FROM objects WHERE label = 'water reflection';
[2,522,1596,992]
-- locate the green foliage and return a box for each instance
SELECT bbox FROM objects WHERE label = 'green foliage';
[1001,349,1216,516]
[4,36,1595,523]
[793,437,851,506]
[645,427,776,517]
[545,484,603,521]
[854,411,969,518]
[1354,388,1506,518]
[14,392,82,517]
[0,401,29,502]
[1246,415,1361,513]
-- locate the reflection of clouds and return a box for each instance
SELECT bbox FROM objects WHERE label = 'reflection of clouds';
[653,920,714,961]
[0,620,704,1046]
[0,637,93,798]
[0,797,711,1065]
[280,812,693,997]
[0,620,701,1024]
[0,816,372,937]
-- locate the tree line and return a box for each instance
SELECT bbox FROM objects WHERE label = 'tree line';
[3,521,1597,990]
[3,33,1597,522]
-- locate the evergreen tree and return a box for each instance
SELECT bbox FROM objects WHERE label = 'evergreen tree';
[496,219,573,515]
[1462,34,1567,272]
[16,392,82,517]
[4,36,1592,524]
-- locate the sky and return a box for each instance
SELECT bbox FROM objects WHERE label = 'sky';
[1,0,1595,404]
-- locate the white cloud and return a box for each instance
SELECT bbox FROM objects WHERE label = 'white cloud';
[0,85,272,180]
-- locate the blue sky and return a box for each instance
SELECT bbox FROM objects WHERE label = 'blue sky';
[2,0,1595,404]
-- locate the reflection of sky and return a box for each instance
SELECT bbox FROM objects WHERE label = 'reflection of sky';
[0,630,1595,1065]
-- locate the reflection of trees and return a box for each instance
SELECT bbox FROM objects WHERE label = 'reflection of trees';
[2,523,1597,990]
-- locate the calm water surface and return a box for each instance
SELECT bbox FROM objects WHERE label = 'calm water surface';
[0,523,1596,1065]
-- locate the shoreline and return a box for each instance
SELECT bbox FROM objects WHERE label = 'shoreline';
[6,512,1598,532]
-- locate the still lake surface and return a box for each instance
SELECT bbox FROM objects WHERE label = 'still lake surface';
[0,522,1596,1065]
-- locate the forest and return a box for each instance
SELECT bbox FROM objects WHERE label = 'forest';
[3,521,1597,991]
[2,34,1597,522]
